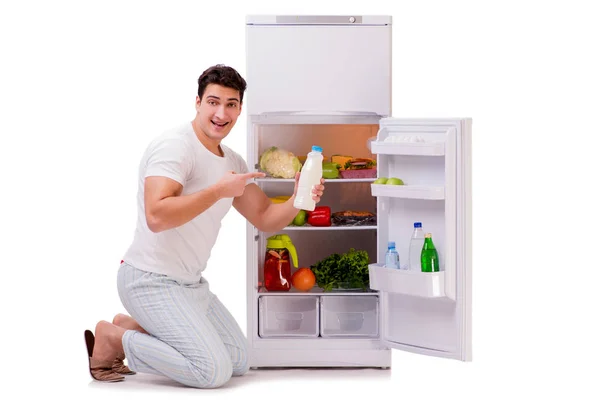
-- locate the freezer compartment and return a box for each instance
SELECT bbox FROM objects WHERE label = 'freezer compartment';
[320,296,379,337]
[368,264,449,299]
[258,296,319,337]
[246,24,391,115]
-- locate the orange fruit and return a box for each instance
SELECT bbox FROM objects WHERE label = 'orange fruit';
[292,268,316,292]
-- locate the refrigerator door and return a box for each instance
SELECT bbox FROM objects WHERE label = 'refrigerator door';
[369,118,472,361]
[246,15,391,116]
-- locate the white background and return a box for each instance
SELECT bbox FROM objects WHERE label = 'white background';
[1,0,599,399]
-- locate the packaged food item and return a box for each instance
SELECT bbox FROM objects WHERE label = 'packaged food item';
[338,157,377,178]
[343,158,376,170]
[331,155,353,170]
[331,211,376,226]
[339,169,377,179]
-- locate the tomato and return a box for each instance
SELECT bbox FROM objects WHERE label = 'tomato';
[292,268,316,292]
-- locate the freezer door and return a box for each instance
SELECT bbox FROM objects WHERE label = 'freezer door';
[246,16,391,116]
[370,118,472,361]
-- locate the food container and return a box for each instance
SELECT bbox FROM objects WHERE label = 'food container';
[264,234,298,291]
[259,296,319,337]
[339,168,377,179]
[320,296,379,337]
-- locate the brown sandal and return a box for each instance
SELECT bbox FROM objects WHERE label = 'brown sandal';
[112,353,136,375]
[84,330,124,382]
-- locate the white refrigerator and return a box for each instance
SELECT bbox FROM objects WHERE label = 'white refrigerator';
[244,15,472,368]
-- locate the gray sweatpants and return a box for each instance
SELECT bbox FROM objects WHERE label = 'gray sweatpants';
[117,262,249,388]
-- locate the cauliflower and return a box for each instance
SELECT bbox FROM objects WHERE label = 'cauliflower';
[259,146,302,178]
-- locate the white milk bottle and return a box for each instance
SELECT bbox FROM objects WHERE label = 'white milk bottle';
[293,145,323,211]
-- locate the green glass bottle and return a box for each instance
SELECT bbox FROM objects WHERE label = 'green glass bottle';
[420,233,440,272]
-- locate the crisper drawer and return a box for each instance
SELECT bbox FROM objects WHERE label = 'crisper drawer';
[259,296,319,337]
[320,296,379,337]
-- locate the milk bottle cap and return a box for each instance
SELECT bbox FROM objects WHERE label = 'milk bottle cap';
[311,145,322,152]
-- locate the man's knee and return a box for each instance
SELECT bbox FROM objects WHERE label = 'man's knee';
[188,351,233,388]
[232,345,249,376]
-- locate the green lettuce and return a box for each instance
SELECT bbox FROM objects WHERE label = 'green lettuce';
[310,248,370,291]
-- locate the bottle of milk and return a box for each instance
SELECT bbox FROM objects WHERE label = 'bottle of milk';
[293,146,323,211]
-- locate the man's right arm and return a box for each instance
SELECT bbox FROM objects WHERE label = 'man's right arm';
[144,176,222,233]
[143,170,265,233]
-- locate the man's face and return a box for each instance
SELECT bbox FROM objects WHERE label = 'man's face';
[195,83,242,142]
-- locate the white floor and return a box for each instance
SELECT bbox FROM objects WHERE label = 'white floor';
[84,367,393,399]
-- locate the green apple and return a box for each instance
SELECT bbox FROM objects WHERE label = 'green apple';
[373,177,388,184]
[386,177,404,185]
[292,210,307,226]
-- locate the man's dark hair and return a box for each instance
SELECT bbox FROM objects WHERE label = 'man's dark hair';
[197,64,247,103]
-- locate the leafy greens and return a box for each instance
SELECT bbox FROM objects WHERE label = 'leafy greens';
[310,248,370,291]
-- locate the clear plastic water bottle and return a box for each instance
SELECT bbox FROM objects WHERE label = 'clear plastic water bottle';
[408,222,425,271]
[385,241,400,269]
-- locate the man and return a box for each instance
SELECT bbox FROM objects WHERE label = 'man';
[84,65,325,387]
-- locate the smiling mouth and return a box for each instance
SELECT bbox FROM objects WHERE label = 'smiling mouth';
[211,120,229,128]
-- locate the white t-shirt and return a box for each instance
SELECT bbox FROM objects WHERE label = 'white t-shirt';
[122,122,250,281]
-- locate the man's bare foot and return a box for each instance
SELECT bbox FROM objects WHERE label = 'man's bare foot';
[92,320,126,361]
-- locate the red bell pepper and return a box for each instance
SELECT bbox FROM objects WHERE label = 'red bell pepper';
[307,206,332,227]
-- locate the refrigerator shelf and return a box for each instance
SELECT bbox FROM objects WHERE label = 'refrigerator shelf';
[256,178,376,183]
[258,288,377,296]
[371,141,445,156]
[371,184,445,200]
[282,224,376,231]
[368,264,447,298]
